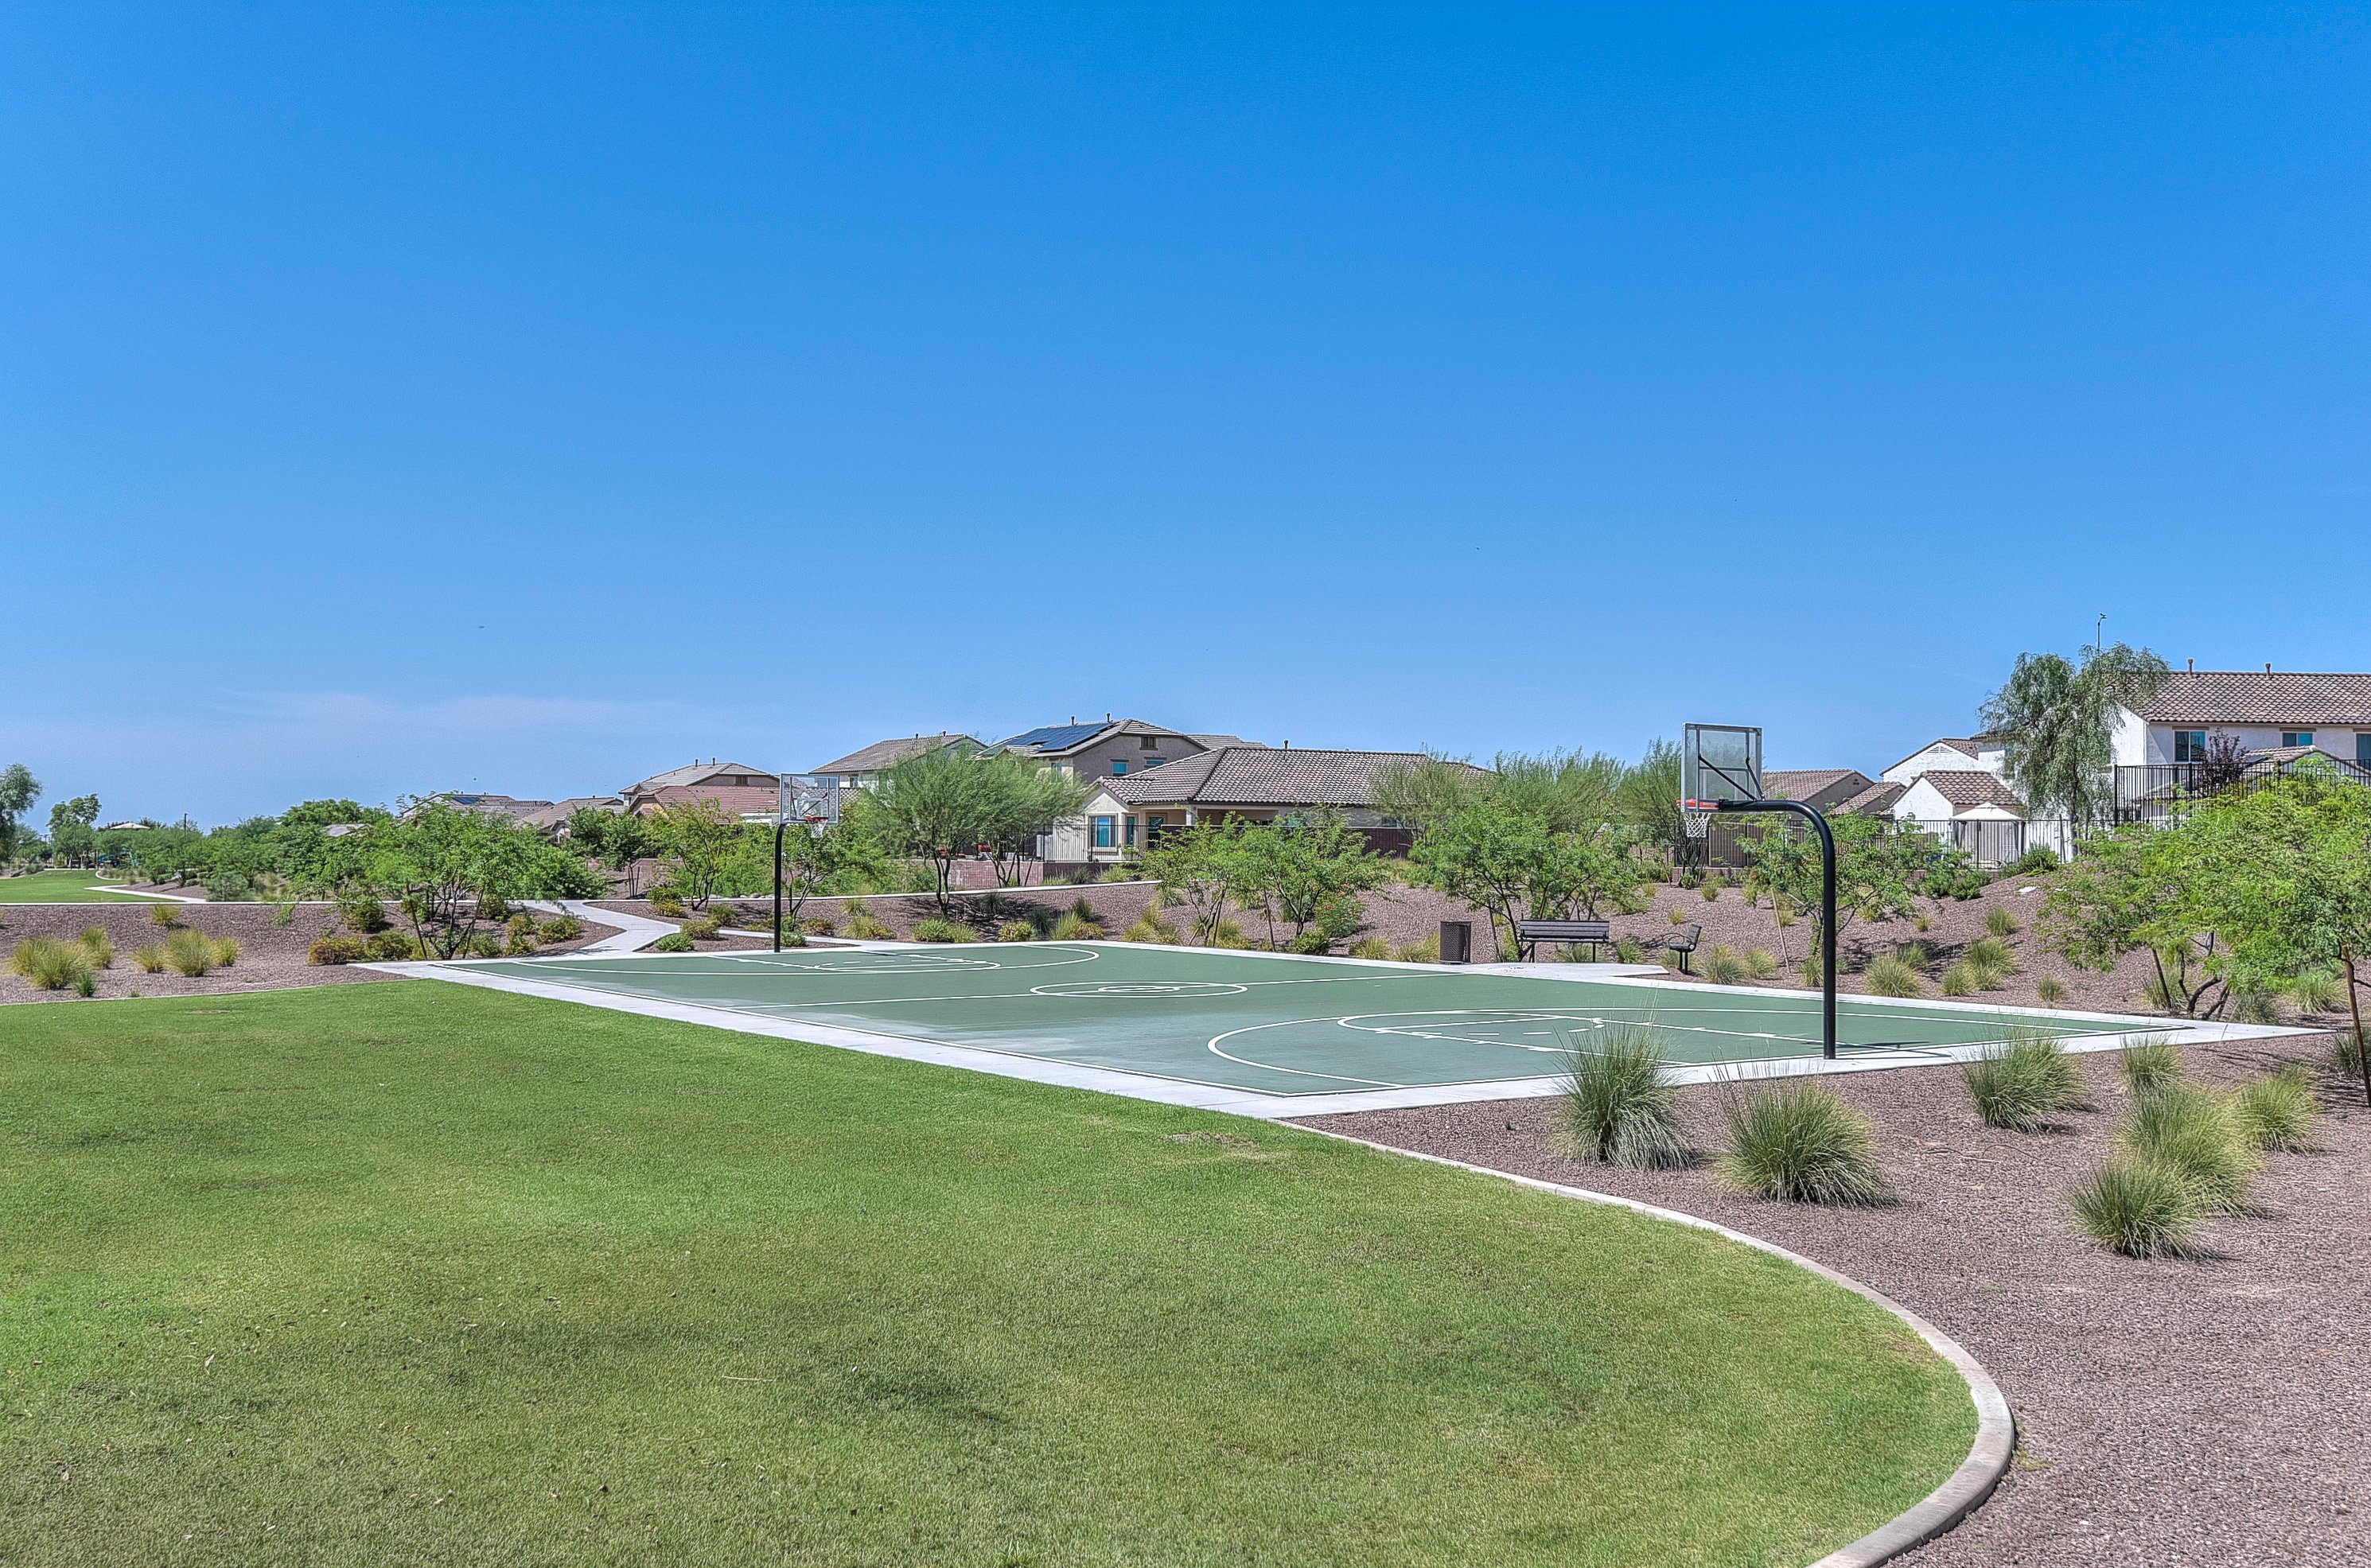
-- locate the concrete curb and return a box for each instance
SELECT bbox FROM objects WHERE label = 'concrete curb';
[1298,1129,2015,1568]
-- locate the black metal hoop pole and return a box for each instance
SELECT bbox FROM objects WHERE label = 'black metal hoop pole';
[772,818,785,954]
[1715,799,1836,1059]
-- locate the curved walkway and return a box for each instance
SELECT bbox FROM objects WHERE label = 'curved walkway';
[524,898,679,955]
[1306,1128,2015,1568]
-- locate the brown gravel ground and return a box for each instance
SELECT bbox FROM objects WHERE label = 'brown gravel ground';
[1298,1039,2371,1566]
[0,902,625,1005]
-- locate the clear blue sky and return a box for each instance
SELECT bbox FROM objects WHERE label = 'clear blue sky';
[7,5,2366,825]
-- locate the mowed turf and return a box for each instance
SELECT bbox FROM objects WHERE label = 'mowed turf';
[0,984,1973,1566]
[0,872,163,903]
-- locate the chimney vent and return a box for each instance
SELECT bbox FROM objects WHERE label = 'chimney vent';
[2187,659,2194,672]
[2266,663,2273,674]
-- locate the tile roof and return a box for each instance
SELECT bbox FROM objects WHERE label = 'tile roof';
[1103,748,1466,808]
[1914,770,2028,815]
[808,733,976,775]
[2134,671,2371,726]
[1763,768,1875,805]
[625,761,775,792]
[1841,780,1907,815]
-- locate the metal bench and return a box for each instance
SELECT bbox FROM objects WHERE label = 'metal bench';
[1664,922,1702,974]
[1513,918,1612,962]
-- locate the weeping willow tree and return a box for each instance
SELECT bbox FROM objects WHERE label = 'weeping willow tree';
[1980,642,2169,833]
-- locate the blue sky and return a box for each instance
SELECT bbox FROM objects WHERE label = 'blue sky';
[6,5,2366,825]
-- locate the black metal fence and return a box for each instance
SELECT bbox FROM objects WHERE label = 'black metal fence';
[2113,757,2371,823]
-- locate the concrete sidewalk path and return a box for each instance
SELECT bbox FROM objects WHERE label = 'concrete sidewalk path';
[525,899,678,955]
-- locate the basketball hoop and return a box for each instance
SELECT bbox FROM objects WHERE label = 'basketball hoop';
[1682,804,1715,839]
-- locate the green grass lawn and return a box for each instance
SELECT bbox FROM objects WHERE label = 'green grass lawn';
[0,870,165,903]
[0,984,1974,1566]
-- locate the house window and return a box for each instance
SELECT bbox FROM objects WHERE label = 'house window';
[2173,731,2207,762]
[1143,756,1164,768]
[1139,736,1158,749]
[1111,761,1127,776]
[1124,816,1138,847]
[1091,816,1115,849]
[2359,733,2371,768]
[2283,731,2314,749]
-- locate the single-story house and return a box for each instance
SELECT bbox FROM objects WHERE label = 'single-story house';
[1057,746,1471,862]
[991,717,1259,785]
[807,733,982,791]
[621,761,782,819]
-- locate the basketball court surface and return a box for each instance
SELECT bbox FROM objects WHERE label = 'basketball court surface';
[385,942,2280,1119]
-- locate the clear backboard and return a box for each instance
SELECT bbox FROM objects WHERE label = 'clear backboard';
[781,774,843,826]
[1681,723,1762,836]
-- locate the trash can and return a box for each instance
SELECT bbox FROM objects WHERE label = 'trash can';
[1439,920,1472,965]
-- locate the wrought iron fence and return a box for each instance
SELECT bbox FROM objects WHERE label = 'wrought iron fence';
[2113,757,2371,823]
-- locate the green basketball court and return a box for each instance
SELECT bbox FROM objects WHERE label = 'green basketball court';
[400,941,2215,1116]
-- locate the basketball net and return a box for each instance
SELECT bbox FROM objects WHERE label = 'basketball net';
[1682,804,1715,839]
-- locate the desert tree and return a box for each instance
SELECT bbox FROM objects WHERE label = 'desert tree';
[1980,640,2169,832]
[648,798,748,910]
[2035,822,2225,1017]
[0,763,40,863]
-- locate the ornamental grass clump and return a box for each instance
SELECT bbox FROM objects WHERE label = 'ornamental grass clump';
[846,912,896,941]
[10,936,91,991]
[1349,936,1392,959]
[1715,1083,1892,1205]
[2116,1084,2258,1215]
[2232,1068,2318,1153]
[2118,1039,2184,1096]
[1964,1027,2085,1132]
[913,918,977,944]
[1701,944,1750,986]
[163,927,218,977]
[2035,975,2069,1006]
[133,944,167,973]
[1984,906,2020,939]
[1863,951,1924,998]
[2069,1158,2202,1259]
[1939,961,1979,997]
[1392,934,1437,963]
[147,902,179,929]
[76,926,115,970]
[1557,1026,1688,1170]
[1049,912,1104,941]
[1966,936,2019,977]
[997,920,1036,943]
[1123,912,1178,944]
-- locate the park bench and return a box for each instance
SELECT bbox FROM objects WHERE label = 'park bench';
[1663,922,1702,974]
[1513,918,1612,962]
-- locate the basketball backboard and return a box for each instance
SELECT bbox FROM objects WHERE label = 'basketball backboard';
[1681,724,1763,811]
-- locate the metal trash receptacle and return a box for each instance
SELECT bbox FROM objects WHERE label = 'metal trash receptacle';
[1439,920,1472,965]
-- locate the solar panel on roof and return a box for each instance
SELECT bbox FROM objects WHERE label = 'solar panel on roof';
[998,722,1107,751]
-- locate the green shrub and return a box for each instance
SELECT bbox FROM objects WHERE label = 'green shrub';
[309,936,367,966]
[10,936,91,991]
[539,913,583,942]
[2116,1084,2257,1213]
[147,902,179,928]
[1964,1028,2085,1132]
[1864,952,1924,998]
[650,894,686,918]
[1743,948,1777,979]
[913,918,977,944]
[2232,1068,2318,1153]
[1666,906,1685,926]
[2289,969,2346,1014]
[1392,934,1438,963]
[163,928,216,977]
[504,930,538,955]
[651,932,696,953]
[1966,936,2019,975]
[1614,936,1645,963]
[1714,1082,1891,1204]
[1123,912,1178,944]
[681,913,722,941]
[133,944,166,974]
[1701,944,1750,986]
[1984,906,2020,939]
[847,913,896,941]
[1099,865,1137,883]
[1913,912,1930,933]
[505,912,539,945]
[1050,912,1104,941]
[1699,881,1719,901]
[997,920,1038,943]
[2230,987,2284,1025]
[211,936,239,968]
[2118,1039,2184,1095]
[1288,932,1331,955]
[1558,1027,1688,1169]
[1349,936,1392,960]
[2333,1031,2367,1080]
[2003,846,2060,877]
[1939,961,1978,997]
[1898,943,1929,972]
[76,926,115,970]
[1799,951,1824,987]
[364,930,417,962]
[2035,975,2069,1006]
[2069,1157,2200,1259]
[272,902,297,928]
[477,896,511,923]
[462,930,503,959]
[75,970,96,997]
[1069,897,1098,923]
[802,916,838,936]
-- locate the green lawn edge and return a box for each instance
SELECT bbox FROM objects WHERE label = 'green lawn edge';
[0,983,1976,1566]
